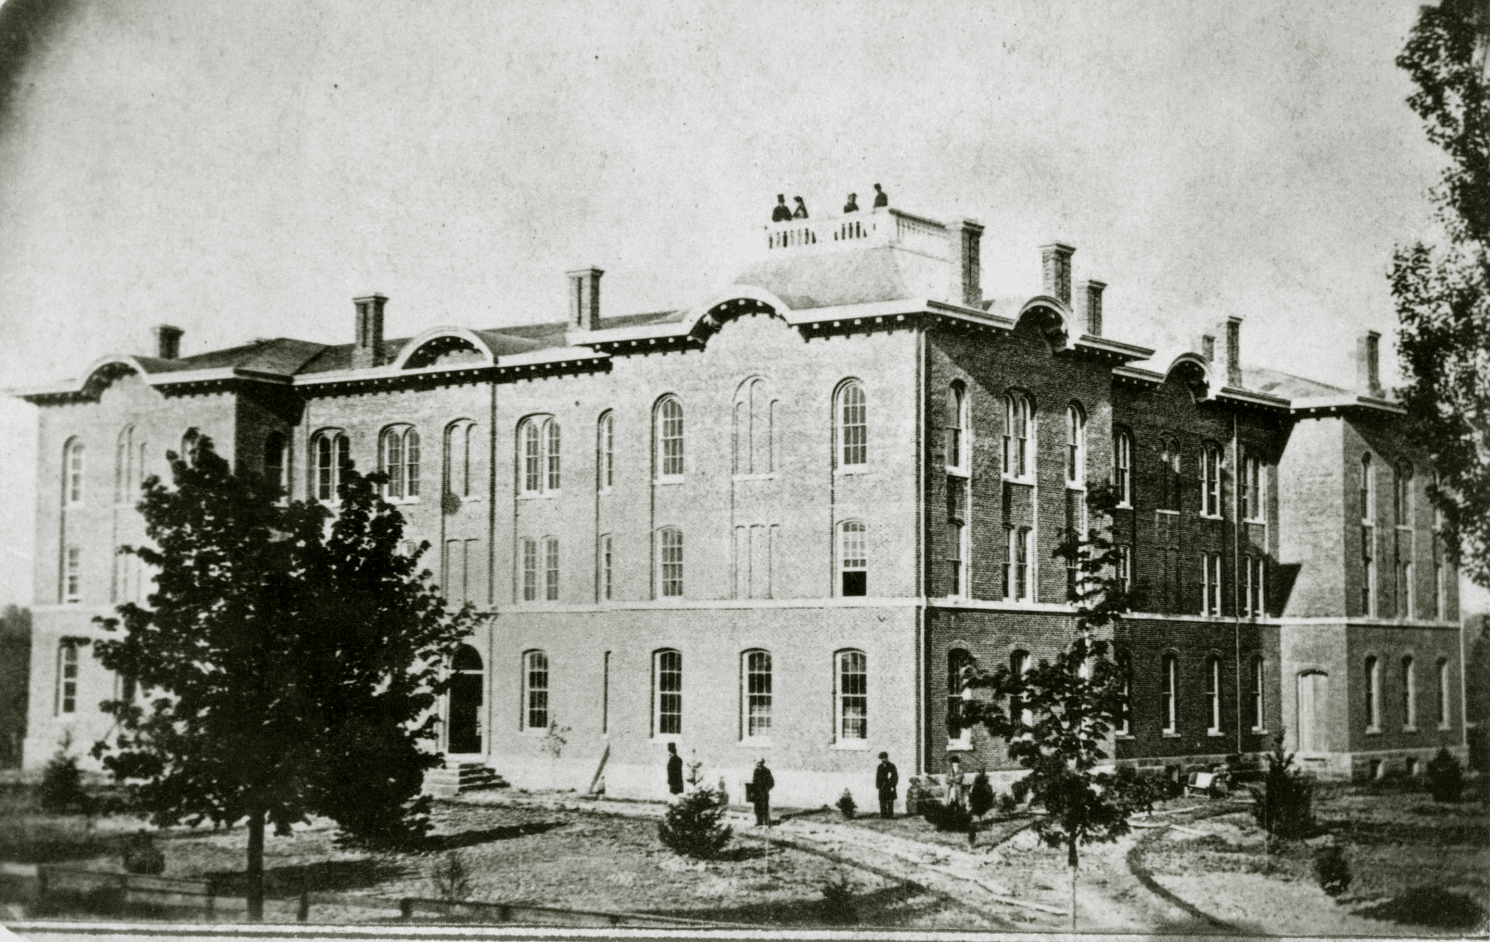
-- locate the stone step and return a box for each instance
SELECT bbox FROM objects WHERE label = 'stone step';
[424,762,508,798]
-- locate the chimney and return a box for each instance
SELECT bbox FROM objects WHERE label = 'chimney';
[1201,332,1216,362]
[1040,242,1075,305]
[1083,280,1106,336]
[1357,330,1383,397]
[950,220,984,308]
[352,294,387,370]
[1212,316,1243,387]
[567,267,604,332]
[154,325,183,360]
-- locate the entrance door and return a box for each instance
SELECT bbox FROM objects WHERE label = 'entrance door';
[1297,671,1329,755]
[448,644,484,755]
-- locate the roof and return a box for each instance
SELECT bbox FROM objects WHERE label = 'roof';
[732,246,939,309]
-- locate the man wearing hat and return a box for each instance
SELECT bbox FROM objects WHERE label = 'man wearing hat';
[750,758,775,826]
[875,752,899,819]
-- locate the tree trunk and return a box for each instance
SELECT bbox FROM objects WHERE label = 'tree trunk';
[247,808,265,922]
[1068,841,1078,931]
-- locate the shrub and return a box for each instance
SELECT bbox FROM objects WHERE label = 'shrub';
[1426,747,1463,803]
[121,830,165,875]
[921,798,973,833]
[1113,765,1163,815]
[1249,736,1313,844]
[1010,775,1031,806]
[904,778,925,816]
[658,787,732,859]
[1313,843,1351,897]
[40,737,91,815]
[836,789,856,819]
[968,771,994,819]
[430,850,472,902]
[996,792,1019,816]
[819,868,857,924]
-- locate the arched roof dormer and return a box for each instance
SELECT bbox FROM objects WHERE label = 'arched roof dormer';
[1165,352,1216,402]
[1014,295,1073,351]
[79,356,150,400]
[677,286,792,341]
[392,327,498,370]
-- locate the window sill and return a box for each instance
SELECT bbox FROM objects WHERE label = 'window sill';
[517,492,559,501]
[652,734,682,744]
[738,739,773,748]
[1251,727,1269,735]
[946,740,974,752]
[1438,723,1452,731]
[832,740,870,751]
[1066,483,1085,491]
[1403,726,1418,733]
[1115,502,1132,511]
[835,467,871,477]
[1156,508,1179,516]
[1365,727,1381,736]
[1001,476,1034,486]
[384,497,422,506]
[1200,513,1224,521]
[654,477,685,486]
[945,467,969,478]
[1207,730,1225,738]
[733,473,778,482]
[1116,733,1134,740]
[1162,731,1181,739]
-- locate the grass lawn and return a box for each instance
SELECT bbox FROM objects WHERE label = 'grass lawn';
[829,806,1035,852]
[1139,779,1488,934]
[0,786,980,928]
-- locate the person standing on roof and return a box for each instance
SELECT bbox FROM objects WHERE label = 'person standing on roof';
[771,194,792,222]
[872,183,889,208]
[843,193,859,214]
[791,196,809,219]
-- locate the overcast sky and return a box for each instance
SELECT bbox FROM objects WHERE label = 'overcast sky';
[0,0,1478,611]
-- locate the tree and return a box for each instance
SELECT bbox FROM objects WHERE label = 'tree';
[90,433,477,920]
[0,605,31,769]
[1391,0,1490,589]
[957,485,1142,929]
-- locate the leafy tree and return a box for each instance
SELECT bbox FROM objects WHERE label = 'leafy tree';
[658,786,732,859]
[957,485,1141,929]
[1391,0,1490,589]
[0,605,31,769]
[1247,736,1313,846]
[40,730,91,815]
[90,434,476,920]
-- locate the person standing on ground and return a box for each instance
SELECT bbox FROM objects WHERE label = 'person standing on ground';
[875,751,899,819]
[751,758,775,826]
[945,755,965,807]
[666,742,683,797]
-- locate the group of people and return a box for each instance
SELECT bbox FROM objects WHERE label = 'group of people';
[664,742,903,826]
[770,184,889,222]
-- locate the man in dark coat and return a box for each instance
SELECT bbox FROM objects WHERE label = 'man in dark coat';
[751,759,774,826]
[872,183,889,208]
[666,742,683,796]
[771,194,791,222]
[876,752,899,819]
[843,193,859,213]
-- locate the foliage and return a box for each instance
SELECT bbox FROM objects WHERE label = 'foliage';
[40,733,91,815]
[819,868,858,925]
[122,830,164,875]
[431,851,473,902]
[88,434,477,918]
[996,792,1019,816]
[1112,765,1164,816]
[1247,736,1314,844]
[836,789,856,819]
[904,778,926,815]
[657,786,732,859]
[0,605,31,769]
[542,723,571,761]
[1426,747,1464,802]
[968,770,994,819]
[1010,775,1032,806]
[1313,843,1352,898]
[1391,0,1490,589]
[919,797,973,833]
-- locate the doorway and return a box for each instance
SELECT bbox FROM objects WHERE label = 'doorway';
[1296,670,1329,755]
[448,644,484,755]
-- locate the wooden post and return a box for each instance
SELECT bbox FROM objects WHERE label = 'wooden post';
[298,889,309,922]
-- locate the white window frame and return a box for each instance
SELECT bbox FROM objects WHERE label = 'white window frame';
[1114,429,1132,507]
[1242,454,1265,521]
[1205,656,1222,734]
[543,536,560,602]
[1003,393,1033,482]
[657,527,684,598]
[1401,655,1416,731]
[1004,526,1034,602]
[1201,443,1223,518]
[653,649,682,739]
[1250,656,1267,732]
[656,397,685,481]
[65,439,85,507]
[522,650,550,732]
[1066,402,1086,487]
[445,420,477,500]
[57,642,78,715]
[64,545,81,603]
[380,426,421,501]
[835,649,868,745]
[1116,652,1132,736]
[742,649,773,742]
[521,537,538,603]
[947,648,973,749]
[520,417,560,496]
[945,383,968,474]
[1115,544,1132,596]
[597,412,614,492]
[598,533,613,602]
[1365,655,1381,732]
[1201,552,1222,616]
[314,431,349,503]
[1010,650,1032,728]
[1161,653,1178,734]
[837,381,867,470]
[839,520,867,597]
[1437,657,1451,729]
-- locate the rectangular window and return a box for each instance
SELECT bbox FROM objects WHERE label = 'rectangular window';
[1434,534,1447,619]
[1402,657,1416,730]
[840,385,867,468]
[660,400,685,478]
[602,651,611,735]
[1114,432,1132,506]
[544,537,560,602]
[1362,525,1376,616]
[1202,445,1223,517]
[1437,658,1450,728]
[1115,545,1132,596]
[546,422,561,492]
[599,414,614,491]
[837,650,868,741]
[64,546,80,603]
[1161,655,1177,733]
[521,538,537,602]
[1244,556,1265,616]
[523,423,541,493]
[58,643,78,715]
[946,478,967,597]
[524,651,549,731]
[659,529,684,598]
[1206,657,1222,733]
[600,534,612,602]
[841,522,867,597]
[1006,527,1032,601]
[744,651,772,740]
[1249,658,1266,731]
[654,650,682,737]
[1365,657,1380,730]
[1201,553,1222,616]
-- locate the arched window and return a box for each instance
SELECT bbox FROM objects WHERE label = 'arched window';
[742,650,772,740]
[523,650,550,731]
[653,649,682,737]
[444,420,477,499]
[381,427,421,499]
[1009,650,1032,728]
[656,397,685,480]
[947,648,974,745]
[1437,657,1450,728]
[64,439,85,506]
[56,642,78,715]
[1401,655,1416,729]
[837,381,867,468]
[1066,402,1086,486]
[1114,429,1133,505]
[1003,393,1033,480]
[1161,653,1178,733]
[597,411,614,492]
[836,649,868,742]
[1201,443,1223,517]
[1205,655,1222,733]
[839,520,867,597]
[658,527,684,598]
[1242,453,1264,521]
[1160,438,1181,511]
[519,417,559,494]
[313,431,350,502]
[114,427,134,504]
[1361,454,1376,521]
[1248,657,1266,731]
[1115,649,1132,736]
[734,378,775,475]
[264,432,287,496]
[1394,461,1414,528]
[945,383,968,473]
[1365,655,1380,730]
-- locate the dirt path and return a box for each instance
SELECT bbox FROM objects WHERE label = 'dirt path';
[460,791,1224,933]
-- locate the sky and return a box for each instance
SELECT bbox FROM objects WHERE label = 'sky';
[0,0,1480,612]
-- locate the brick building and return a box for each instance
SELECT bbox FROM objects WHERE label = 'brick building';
[14,202,1466,805]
